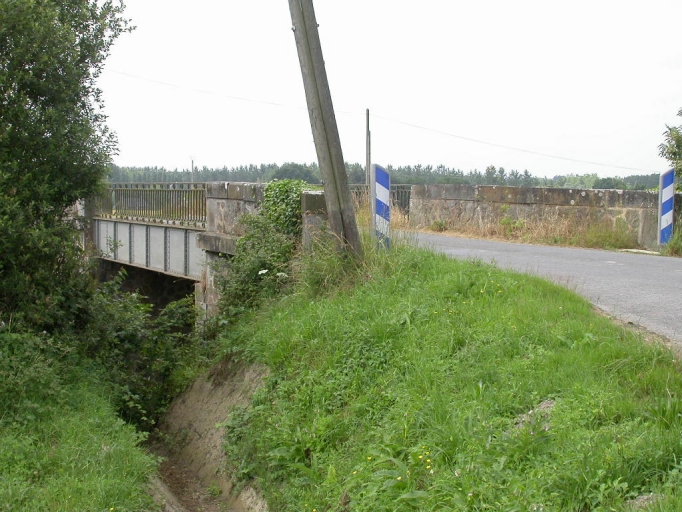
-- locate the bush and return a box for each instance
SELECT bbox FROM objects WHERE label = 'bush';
[79,271,202,430]
[216,179,307,319]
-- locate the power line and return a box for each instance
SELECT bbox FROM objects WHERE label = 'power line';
[370,114,654,173]
[109,69,307,110]
[107,69,655,174]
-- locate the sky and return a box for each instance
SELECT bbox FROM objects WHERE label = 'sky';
[97,0,682,178]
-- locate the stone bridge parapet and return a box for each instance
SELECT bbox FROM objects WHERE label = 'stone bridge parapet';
[409,184,677,249]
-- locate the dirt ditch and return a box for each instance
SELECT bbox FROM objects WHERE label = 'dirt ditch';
[148,358,269,512]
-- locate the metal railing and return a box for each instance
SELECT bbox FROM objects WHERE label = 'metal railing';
[94,183,206,228]
[349,184,412,215]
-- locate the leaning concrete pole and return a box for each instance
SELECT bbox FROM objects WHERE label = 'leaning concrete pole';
[288,0,363,257]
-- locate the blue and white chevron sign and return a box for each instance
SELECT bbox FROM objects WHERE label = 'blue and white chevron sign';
[372,164,390,248]
[659,169,675,245]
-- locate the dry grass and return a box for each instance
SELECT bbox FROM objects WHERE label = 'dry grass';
[352,193,410,232]
[424,212,639,250]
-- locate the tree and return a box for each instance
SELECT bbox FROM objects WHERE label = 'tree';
[593,177,626,190]
[659,107,682,177]
[269,162,320,184]
[0,0,130,329]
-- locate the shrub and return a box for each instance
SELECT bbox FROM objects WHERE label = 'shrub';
[79,271,201,430]
[216,179,307,319]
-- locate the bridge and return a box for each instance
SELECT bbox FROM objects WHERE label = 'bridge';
[89,181,671,312]
[89,182,413,311]
[92,182,208,280]
[89,182,272,312]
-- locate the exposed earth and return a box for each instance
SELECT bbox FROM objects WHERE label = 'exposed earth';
[148,358,269,512]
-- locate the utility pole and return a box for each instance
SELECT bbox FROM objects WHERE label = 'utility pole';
[288,0,363,257]
[366,109,371,187]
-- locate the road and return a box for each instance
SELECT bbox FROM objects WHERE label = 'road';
[414,232,682,346]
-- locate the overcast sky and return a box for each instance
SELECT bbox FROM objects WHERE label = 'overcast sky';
[97,0,682,178]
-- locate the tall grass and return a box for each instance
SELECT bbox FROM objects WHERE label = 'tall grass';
[663,226,682,256]
[427,211,640,250]
[219,240,682,511]
[0,372,157,511]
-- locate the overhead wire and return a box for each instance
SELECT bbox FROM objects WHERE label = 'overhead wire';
[107,69,654,173]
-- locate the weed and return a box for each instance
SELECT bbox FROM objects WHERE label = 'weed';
[663,225,682,256]
[429,219,449,232]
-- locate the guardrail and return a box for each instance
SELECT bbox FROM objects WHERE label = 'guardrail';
[95,183,206,228]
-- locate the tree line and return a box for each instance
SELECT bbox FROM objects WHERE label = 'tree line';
[109,162,661,190]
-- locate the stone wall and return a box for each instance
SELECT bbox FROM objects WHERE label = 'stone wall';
[409,185,674,249]
[195,182,264,315]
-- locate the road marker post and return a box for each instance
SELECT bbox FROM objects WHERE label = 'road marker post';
[370,164,390,248]
[659,169,676,245]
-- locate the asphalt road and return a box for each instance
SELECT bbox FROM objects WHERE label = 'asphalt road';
[414,232,682,346]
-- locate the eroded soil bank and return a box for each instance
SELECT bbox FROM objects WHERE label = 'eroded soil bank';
[148,358,269,512]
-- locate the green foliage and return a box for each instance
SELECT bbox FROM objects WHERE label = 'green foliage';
[593,176,627,189]
[216,179,306,319]
[79,271,204,430]
[261,179,307,237]
[578,218,639,250]
[0,326,157,511]
[663,225,682,256]
[0,379,157,512]
[0,0,130,331]
[268,162,320,184]
[428,219,449,232]
[111,161,663,193]
[219,244,682,510]
[660,107,682,177]
[0,212,94,331]
[0,330,68,425]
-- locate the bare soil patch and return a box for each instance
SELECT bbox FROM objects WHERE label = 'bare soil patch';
[149,358,269,512]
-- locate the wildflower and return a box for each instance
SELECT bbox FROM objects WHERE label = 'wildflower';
[258,269,268,275]
[397,476,402,480]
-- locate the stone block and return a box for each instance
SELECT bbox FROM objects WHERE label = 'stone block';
[196,232,239,255]
[302,190,327,213]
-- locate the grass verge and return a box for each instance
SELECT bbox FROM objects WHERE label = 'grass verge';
[0,367,157,511]
[219,238,682,511]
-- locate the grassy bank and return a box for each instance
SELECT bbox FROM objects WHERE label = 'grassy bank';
[0,361,157,511]
[219,240,682,511]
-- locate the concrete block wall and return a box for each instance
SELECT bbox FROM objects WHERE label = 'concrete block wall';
[410,185,668,249]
